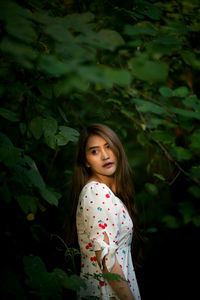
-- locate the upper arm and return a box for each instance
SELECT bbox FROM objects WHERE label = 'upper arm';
[83,183,119,271]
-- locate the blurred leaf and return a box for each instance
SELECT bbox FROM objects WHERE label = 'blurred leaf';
[189,129,200,150]
[39,55,69,77]
[153,173,166,181]
[151,130,175,144]
[29,117,43,140]
[183,95,200,111]
[169,107,200,120]
[0,107,20,122]
[98,29,125,50]
[173,86,189,98]
[189,166,200,180]
[178,202,195,225]
[43,117,58,137]
[58,126,79,143]
[162,215,180,228]
[144,182,158,196]
[130,56,168,82]
[0,37,37,68]
[170,146,192,161]
[159,86,173,97]
[124,23,156,36]
[188,186,200,198]
[132,98,167,115]
[0,133,22,166]
[39,188,59,206]
[16,195,38,214]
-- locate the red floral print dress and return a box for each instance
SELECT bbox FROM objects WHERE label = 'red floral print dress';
[76,181,141,300]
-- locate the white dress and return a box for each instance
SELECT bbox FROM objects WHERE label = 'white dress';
[76,181,141,300]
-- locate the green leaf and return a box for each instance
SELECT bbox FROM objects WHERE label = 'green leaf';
[169,107,200,120]
[189,129,200,150]
[151,130,175,144]
[58,126,79,143]
[170,146,192,161]
[124,23,156,36]
[29,117,43,140]
[23,256,64,299]
[61,274,86,291]
[183,95,200,111]
[43,117,58,137]
[0,37,37,69]
[0,107,20,122]
[103,273,124,282]
[104,68,131,86]
[178,202,195,224]
[144,182,158,196]
[16,195,38,214]
[130,56,168,82]
[188,186,200,199]
[153,173,166,181]
[132,98,167,115]
[159,86,173,97]
[39,55,69,77]
[45,135,57,150]
[173,86,189,98]
[98,29,125,50]
[189,166,200,181]
[39,188,59,206]
[18,155,46,189]
[0,133,22,166]
[55,134,69,146]
[162,215,180,229]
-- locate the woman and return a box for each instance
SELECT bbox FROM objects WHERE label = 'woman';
[68,123,141,300]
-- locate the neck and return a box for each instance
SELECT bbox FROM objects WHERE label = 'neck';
[90,174,116,194]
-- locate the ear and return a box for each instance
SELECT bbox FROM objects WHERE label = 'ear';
[85,161,90,168]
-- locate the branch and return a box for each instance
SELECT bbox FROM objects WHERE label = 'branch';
[134,104,200,186]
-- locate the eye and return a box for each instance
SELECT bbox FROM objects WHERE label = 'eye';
[91,150,97,154]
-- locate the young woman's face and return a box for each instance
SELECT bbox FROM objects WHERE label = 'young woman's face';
[85,135,117,178]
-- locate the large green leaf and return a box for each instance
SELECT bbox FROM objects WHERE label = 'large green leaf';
[130,56,168,82]
[39,188,59,206]
[58,126,79,143]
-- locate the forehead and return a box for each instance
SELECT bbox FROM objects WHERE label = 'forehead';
[86,135,107,149]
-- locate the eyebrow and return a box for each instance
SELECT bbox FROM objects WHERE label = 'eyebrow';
[88,142,109,151]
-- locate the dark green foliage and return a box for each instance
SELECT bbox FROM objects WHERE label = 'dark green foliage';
[1,0,200,299]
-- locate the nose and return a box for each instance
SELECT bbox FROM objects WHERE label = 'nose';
[101,148,109,160]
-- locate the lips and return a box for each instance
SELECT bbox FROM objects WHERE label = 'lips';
[103,162,113,168]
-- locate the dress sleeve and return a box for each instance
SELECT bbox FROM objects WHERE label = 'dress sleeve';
[82,183,119,272]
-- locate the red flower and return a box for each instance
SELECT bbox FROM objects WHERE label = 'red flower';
[105,194,110,198]
[81,264,84,268]
[99,281,105,286]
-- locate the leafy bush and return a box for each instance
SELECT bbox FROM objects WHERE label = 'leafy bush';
[1,0,200,299]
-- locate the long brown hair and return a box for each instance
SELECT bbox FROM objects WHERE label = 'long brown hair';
[65,123,142,266]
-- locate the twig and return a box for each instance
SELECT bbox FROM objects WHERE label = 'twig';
[134,104,200,186]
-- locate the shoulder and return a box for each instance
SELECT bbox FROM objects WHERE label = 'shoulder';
[80,181,114,201]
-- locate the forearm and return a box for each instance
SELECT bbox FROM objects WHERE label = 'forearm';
[96,251,135,300]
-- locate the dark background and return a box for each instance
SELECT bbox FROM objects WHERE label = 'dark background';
[1,0,200,299]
